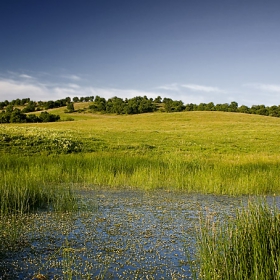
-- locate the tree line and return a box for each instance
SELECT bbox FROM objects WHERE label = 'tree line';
[1,95,280,123]
[0,108,60,123]
[88,96,280,117]
[0,96,94,112]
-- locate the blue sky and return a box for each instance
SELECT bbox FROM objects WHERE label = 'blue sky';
[1,0,280,106]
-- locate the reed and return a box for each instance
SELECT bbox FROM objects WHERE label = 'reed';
[193,199,280,280]
[0,153,77,215]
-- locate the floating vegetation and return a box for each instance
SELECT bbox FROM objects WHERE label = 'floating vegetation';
[0,190,247,279]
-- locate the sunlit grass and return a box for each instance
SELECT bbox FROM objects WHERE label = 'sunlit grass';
[193,199,280,280]
[2,111,280,196]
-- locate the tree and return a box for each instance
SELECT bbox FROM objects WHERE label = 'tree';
[154,96,162,103]
[22,101,36,113]
[44,100,55,110]
[6,104,14,113]
[185,103,195,111]
[205,102,215,111]
[66,102,75,113]
[228,101,238,112]
[163,98,173,113]
[0,111,10,123]
[197,103,207,111]
[238,105,250,114]
[10,109,26,123]
[27,114,39,123]
[268,106,280,117]
[39,111,60,122]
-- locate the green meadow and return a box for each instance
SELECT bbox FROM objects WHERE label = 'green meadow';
[2,110,280,199]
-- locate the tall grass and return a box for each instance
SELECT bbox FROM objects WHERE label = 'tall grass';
[193,199,280,280]
[1,153,280,208]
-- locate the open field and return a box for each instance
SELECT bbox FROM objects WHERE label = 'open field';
[1,110,280,199]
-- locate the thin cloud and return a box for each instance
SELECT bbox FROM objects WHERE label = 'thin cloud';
[156,83,180,91]
[68,84,81,89]
[19,74,33,79]
[157,83,225,93]
[62,74,82,81]
[181,84,225,93]
[244,83,280,92]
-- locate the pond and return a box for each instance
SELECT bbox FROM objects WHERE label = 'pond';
[0,190,267,279]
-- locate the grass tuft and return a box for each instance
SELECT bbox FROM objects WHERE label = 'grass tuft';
[193,199,280,280]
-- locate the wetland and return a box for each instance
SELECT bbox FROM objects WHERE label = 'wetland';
[0,190,253,279]
[2,111,280,279]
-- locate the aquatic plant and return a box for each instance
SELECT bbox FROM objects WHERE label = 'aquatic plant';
[193,199,280,280]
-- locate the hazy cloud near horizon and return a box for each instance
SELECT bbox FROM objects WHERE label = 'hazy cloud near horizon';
[1,74,280,107]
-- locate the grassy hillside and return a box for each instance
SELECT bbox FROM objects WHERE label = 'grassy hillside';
[1,111,280,204]
[25,109,280,156]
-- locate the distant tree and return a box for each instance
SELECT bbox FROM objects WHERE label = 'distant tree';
[172,100,185,112]
[106,97,124,114]
[215,103,229,112]
[6,104,14,113]
[73,96,80,102]
[238,105,250,114]
[44,100,55,110]
[163,98,173,113]
[228,101,238,112]
[20,98,30,105]
[10,108,26,123]
[197,103,207,111]
[22,101,36,113]
[0,111,10,123]
[14,98,21,106]
[205,102,215,111]
[66,102,75,113]
[89,96,107,112]
[254,105,268,116]
[268,105,280,117]
[27,114,39,123]
[185,103,195,111]
[154,96,162,103]
[39,111,60,122]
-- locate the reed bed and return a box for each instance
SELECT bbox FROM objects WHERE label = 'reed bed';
[193,199,280,280]
[1,153,280,208]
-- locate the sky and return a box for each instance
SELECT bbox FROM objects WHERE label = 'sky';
[0,0,280,106]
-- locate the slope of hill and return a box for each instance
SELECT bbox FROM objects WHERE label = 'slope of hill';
[2,111,280,194]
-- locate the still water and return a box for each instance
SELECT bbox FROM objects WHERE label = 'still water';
[1,190,264,279]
